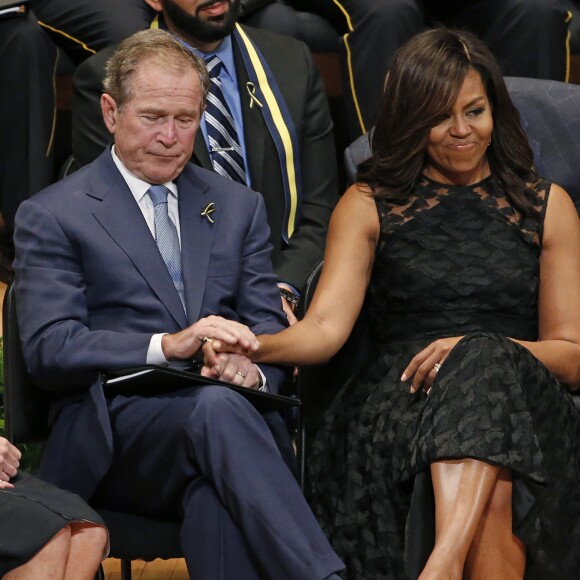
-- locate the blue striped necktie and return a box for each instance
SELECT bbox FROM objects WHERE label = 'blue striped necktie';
[204,56,247,185]
[147,185,186,311]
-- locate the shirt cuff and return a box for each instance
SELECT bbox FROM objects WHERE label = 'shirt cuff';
[257,366,268,392]
[277,282,301,297]
[147,333,170,366]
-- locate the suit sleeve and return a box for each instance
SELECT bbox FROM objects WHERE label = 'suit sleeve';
[71,45,116,167]
[273,43,339,292]
[234,194,290,393]
[13,198,154,392]
[13,188,289,395]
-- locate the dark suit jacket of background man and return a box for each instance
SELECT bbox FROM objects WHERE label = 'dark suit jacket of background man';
[72,24,339,293]
[13,147,288,499]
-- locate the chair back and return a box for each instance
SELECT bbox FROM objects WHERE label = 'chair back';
[3,283,50,444]
[505,76,580,213]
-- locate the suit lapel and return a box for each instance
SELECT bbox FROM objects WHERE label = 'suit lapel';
[192,132,213,170]
[177,168,219,323]
[89,154,188,328]
[233,36,266,192]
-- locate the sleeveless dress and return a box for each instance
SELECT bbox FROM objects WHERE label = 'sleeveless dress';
[307,176,580,579]
[0,471,107,575]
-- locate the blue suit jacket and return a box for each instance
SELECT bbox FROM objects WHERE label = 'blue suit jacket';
[13,148,288,497]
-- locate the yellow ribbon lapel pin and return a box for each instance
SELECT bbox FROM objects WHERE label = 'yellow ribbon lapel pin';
[201,202,217,224]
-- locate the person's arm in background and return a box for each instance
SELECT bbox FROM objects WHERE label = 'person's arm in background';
[71,45,117,166]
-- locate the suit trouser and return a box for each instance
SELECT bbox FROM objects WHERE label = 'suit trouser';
[90,386,343,580]
[291,0,570,140]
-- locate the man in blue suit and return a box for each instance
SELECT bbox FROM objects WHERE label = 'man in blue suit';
[13,29,344,580]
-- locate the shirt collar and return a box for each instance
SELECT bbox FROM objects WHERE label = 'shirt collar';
[110,146,178,203]
[177,34,235,79]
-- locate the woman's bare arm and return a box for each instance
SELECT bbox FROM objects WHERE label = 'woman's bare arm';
[514,184,580,389]
[207,184,380,368]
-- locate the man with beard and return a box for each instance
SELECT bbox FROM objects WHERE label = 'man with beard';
[72,0,339,325]
[14,29,344,580]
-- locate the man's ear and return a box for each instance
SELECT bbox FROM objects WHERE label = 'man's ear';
[144,0,163,12]
[101,93,118,135]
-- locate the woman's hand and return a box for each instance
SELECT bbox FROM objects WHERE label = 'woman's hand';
[0,437,21,488]
[401,336,464,394]
[161,316,260,361]
[201,336,252,368]
[200,353,262,389]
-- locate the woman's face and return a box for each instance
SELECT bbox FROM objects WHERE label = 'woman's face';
[424,68,493,185]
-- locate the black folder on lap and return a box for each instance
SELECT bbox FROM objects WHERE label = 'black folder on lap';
[102,364,300,414]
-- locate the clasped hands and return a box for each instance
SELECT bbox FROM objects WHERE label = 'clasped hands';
[0,436,21,489]
[161,315,261,389]
[167,319,464,395]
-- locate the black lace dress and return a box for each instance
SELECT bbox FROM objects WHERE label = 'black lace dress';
[307,176,580,579]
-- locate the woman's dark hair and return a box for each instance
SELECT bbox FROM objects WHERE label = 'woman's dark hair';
[358,28,539,218]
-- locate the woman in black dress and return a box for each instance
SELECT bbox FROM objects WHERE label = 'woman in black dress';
[0,436,108,578]
[204,28,580,579]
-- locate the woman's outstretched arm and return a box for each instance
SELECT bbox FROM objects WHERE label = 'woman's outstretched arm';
[207,183,380,369]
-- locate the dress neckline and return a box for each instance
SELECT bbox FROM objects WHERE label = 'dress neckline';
[420,173,494,190]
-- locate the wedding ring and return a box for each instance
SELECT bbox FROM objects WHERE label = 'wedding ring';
[433,363,442,373]
[236,371,246,379]
[201,336,213,346]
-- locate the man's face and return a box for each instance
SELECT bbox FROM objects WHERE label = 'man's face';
[160,0,240,47]
[101,59,203,184]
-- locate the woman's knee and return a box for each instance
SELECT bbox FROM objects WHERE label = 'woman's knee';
[69,521,108,553]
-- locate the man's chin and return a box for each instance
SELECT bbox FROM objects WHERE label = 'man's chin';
[142,158,187,184]
[195,14,236,43]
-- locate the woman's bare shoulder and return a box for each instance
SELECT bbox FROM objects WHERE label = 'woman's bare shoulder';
[331,183,380,239]
[544,182,580,247]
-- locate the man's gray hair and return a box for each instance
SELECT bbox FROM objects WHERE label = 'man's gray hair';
[103,28,210,109]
